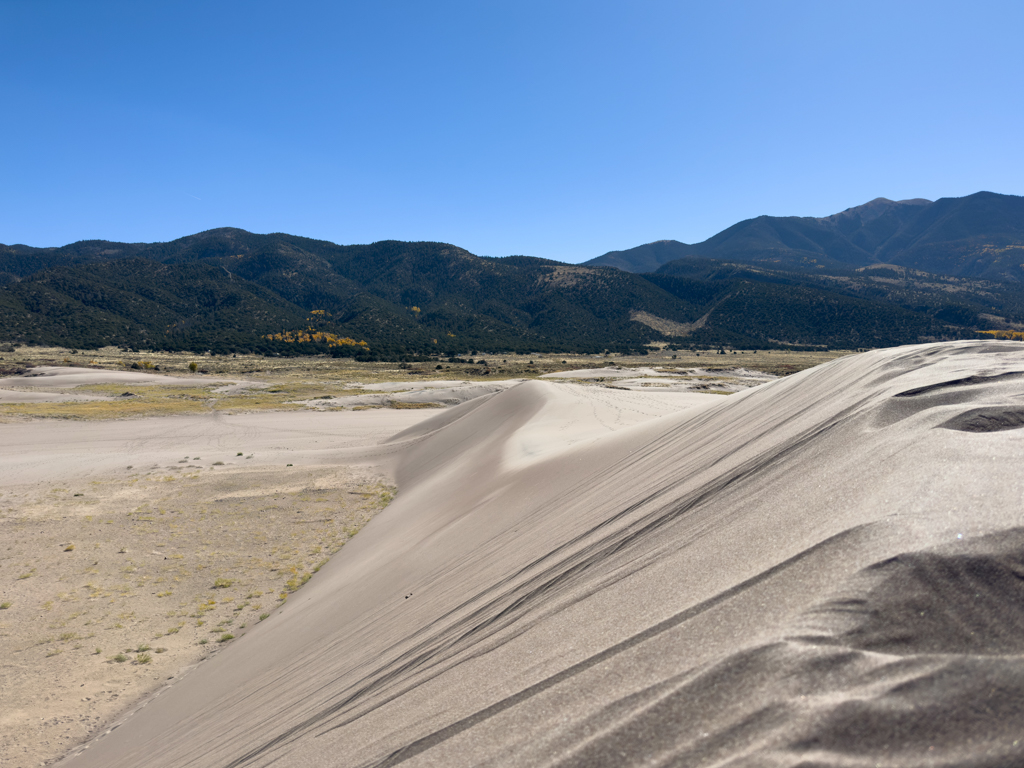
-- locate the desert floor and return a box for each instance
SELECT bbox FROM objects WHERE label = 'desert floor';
[0,408,425,768]
[0,346,811,767]
[28,339,1022,768]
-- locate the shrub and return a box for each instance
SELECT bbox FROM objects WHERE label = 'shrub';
[285,572,311,592]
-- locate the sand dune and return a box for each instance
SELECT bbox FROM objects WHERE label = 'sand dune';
[56,341,1024,767]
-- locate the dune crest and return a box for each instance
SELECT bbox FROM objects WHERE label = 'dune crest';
[59,341,1024,768]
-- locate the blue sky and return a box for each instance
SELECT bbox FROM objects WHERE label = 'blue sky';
[2,1,1022,262]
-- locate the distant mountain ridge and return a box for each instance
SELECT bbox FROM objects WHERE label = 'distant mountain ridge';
[0,232,711,355]
[4,212,1024,356]
[586,192,1024,281]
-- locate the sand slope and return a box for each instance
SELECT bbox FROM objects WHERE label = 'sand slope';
[58,341,1024,767]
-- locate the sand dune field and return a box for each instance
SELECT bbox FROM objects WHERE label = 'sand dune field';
[4,341,1023,767]
[0,361,713,767]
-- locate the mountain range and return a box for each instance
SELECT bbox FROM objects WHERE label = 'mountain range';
[1,192,1022,357]
[586,191,1024,281]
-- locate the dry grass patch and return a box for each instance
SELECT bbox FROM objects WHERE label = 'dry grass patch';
[387,400,445,409]
[1,385,216,420]
[0,375,371,421]
[0,463,393,767]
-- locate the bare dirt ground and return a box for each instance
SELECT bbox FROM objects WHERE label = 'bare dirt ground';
[0,458,393,768]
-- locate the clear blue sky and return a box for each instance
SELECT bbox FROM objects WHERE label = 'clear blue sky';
[2,1,1022,262]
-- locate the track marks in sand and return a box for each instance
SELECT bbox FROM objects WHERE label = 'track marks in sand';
[366,528,868,768]
[216,402,868,767]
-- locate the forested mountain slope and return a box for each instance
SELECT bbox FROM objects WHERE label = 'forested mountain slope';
[587,192,1024,281]
[0,233,698,355]
[1,227,1018,356]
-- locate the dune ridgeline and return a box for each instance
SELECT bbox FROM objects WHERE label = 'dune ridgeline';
[60,340,1024,768]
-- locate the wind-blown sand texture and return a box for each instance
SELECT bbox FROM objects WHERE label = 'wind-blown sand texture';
[25,341,1024,766]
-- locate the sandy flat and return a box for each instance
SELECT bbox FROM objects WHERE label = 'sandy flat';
[0,366,231,389]
[32,341,1024,766]
[0,410,432,487]
[299,381,524,409]
[0,366,242,405]
[351,380,500,391]
[0,389,114,404]
[541,366,776,392]
[541,365,671,379]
